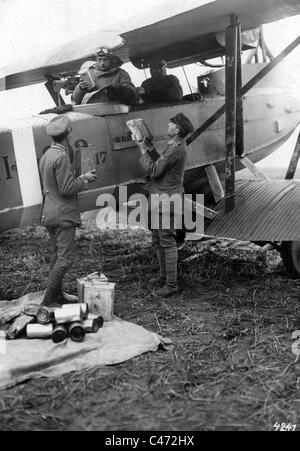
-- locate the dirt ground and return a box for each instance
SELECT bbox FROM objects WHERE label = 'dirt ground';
[0,223,300,431]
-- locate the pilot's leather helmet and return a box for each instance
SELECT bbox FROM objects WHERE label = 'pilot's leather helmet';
[95,47,113,58]
[94,47,123,68]
[46,115,71,137]
[170,113,194,134]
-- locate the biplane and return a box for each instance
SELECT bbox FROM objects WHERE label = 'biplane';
[1,0,300,275]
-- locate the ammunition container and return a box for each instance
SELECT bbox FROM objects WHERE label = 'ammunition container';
[87,313,104,329]
[62,303,89,319]
[77,273,108,302]
[37,307,55,325]
[83,318,99,334]
[83,281,115,321]
[22,304,40,317]
[27,324,53,339]
[69,322,85,343]
[52,325,68,344]
[54,306,84,325]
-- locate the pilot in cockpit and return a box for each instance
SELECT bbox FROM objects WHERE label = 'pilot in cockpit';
[72,47,138,106]
[137,60,183,104]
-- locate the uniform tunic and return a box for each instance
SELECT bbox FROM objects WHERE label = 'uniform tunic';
[140,141,187,195]
[39,143,87,228]
[72,67,138,105]
[139,141,187,248]
[39,142,88,304]
[141,75,183,103]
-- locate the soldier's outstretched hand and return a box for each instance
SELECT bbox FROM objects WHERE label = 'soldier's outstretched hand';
[84,170,98,183]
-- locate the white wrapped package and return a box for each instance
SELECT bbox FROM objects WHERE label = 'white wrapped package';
[127,118,153,143]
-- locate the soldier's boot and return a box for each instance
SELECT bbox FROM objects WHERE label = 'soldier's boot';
[42,294,74,308]
[156,247,178,297]
[62,291,79,303]
[42,266,67,307]
[149,247,166,287]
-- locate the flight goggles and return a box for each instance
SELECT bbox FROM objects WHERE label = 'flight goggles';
[95,47,113,58]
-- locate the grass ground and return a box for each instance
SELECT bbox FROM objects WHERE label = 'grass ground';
[0,223,300,431]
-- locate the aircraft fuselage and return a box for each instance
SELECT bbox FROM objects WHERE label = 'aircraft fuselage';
[1,87,300,233]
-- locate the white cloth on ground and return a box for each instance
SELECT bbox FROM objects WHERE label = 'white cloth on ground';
[0,292,171,390]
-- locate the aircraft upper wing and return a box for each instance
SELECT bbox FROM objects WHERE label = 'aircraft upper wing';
[0,32,127,91]
[122,0,300,68]
[1,0,300,91]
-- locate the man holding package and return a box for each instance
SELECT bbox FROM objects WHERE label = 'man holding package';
[39,115,98,307]
[72,47,138,105]
[132,113,194,297]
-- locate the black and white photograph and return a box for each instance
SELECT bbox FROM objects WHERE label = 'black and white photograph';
[1,0,300,433]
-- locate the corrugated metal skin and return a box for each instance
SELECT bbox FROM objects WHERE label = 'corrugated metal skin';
[206,180,300,241]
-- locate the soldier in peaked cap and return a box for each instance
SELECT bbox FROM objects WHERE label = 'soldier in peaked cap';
[133,113,194,298]
[137,60,183,104]
[72,47,138,105]
[39,115,98,306]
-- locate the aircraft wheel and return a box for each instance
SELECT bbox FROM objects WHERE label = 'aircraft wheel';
[279,241,300,279]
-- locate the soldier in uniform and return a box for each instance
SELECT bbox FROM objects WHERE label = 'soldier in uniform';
[39,115,98,306]
[134,113,194,297]
[72,47,138,105]
[137,60,183,104]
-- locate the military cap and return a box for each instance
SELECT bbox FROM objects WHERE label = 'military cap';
[46,115,71,137]
[149,60,167,69]
[170,113,194,134]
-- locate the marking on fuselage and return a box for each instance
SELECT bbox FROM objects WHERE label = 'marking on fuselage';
[12,126,43,208]
[0,155,14,180]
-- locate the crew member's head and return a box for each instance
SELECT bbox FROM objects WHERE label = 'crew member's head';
[94,47,123,72]
[149,60,168,79]
[168,113,194,138]
[46,115,72,143]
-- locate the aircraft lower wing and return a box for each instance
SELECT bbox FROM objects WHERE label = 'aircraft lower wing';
[206,179,300,241]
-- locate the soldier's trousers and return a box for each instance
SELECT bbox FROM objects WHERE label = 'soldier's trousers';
[43,226,76,304]
[151,212,178,289]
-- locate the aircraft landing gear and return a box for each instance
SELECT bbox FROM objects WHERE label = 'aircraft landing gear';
[279,242,300,279]
[251,241,300,279]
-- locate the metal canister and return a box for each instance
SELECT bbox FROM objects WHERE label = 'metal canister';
[54,306,84,325]
[83,318,99,334]
[37,307,55,325]
[52,325,68,344]
[27,324,53,339]
[87,313,104,329]
[22,304,40,317]
[68,322,85,343]
[62,303,89,319]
